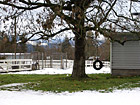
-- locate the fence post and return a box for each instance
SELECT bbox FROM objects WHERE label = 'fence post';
[19,60,21,70]
[6,61,9,71]
[37,52,40,69]
[66,53,67,69]
[50,55,52,68]
[61,55,64,69]
[45,52,46,68]
[42,52,44,69]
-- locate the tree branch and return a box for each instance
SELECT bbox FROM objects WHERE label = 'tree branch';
[41,28,71,40]
[0,0,52,10]
[98,0,117,26]
[22,28,71,42]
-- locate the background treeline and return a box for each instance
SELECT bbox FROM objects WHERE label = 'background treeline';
[0,32,109,60]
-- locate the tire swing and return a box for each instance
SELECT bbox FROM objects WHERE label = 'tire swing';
[93,58,103,70]
[93,37,103,70]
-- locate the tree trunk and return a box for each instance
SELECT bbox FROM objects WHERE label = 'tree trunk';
[71,5,88,78]
[71,33,88,78]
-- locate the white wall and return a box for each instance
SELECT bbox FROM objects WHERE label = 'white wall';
[111,41,140,69]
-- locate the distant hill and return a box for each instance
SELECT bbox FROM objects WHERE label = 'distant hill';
[25,37,104,53]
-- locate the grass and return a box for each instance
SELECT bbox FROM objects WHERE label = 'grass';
[0,74,140,93]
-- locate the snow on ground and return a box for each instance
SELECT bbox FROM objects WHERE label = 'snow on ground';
[0,67,140,105]
[7,67,111,74]
[0,83,27,88]
[0,88,140,105]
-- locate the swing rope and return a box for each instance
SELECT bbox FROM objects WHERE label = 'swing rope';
[93,36,103,70]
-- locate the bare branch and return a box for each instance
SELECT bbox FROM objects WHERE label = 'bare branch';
[98,0,117,26]
[0,0,51,10]
[21,28,71,42]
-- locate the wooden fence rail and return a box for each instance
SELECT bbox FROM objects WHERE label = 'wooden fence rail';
[38,60,110,69]
[0,59,110,72]
[0,59,32,72]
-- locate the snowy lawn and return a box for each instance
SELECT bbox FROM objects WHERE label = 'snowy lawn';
[0,88,140,105]
[0,67,140,105]
[7,67,111,74]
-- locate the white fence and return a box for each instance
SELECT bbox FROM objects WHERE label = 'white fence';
[0,59,110,72]
[85,60,110,68]
[38,59,74,69]
[38,60,110,69]
[0,59,32,72]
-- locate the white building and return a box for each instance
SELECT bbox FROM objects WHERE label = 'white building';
[110,33,140,76]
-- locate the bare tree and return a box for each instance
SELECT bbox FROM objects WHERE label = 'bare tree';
[0,0,140,78]
[98,39,110,61]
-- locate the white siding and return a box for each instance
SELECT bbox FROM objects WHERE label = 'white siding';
[112,41,140,69]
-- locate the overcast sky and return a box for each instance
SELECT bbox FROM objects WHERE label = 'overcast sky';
[0,0,140,42]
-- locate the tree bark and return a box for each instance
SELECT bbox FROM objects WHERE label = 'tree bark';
[71,32,88,78]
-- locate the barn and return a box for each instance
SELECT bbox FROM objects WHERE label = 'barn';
[110,32,140,76]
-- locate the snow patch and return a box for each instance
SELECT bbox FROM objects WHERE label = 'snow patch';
[0,83,27,88]
[0,88,140,105]
[7,67,111,74]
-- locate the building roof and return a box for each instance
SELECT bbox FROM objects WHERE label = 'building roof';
[110,32,140,45]
[0,53,30,56]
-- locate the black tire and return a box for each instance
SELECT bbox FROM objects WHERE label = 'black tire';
[93,59,103,70]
